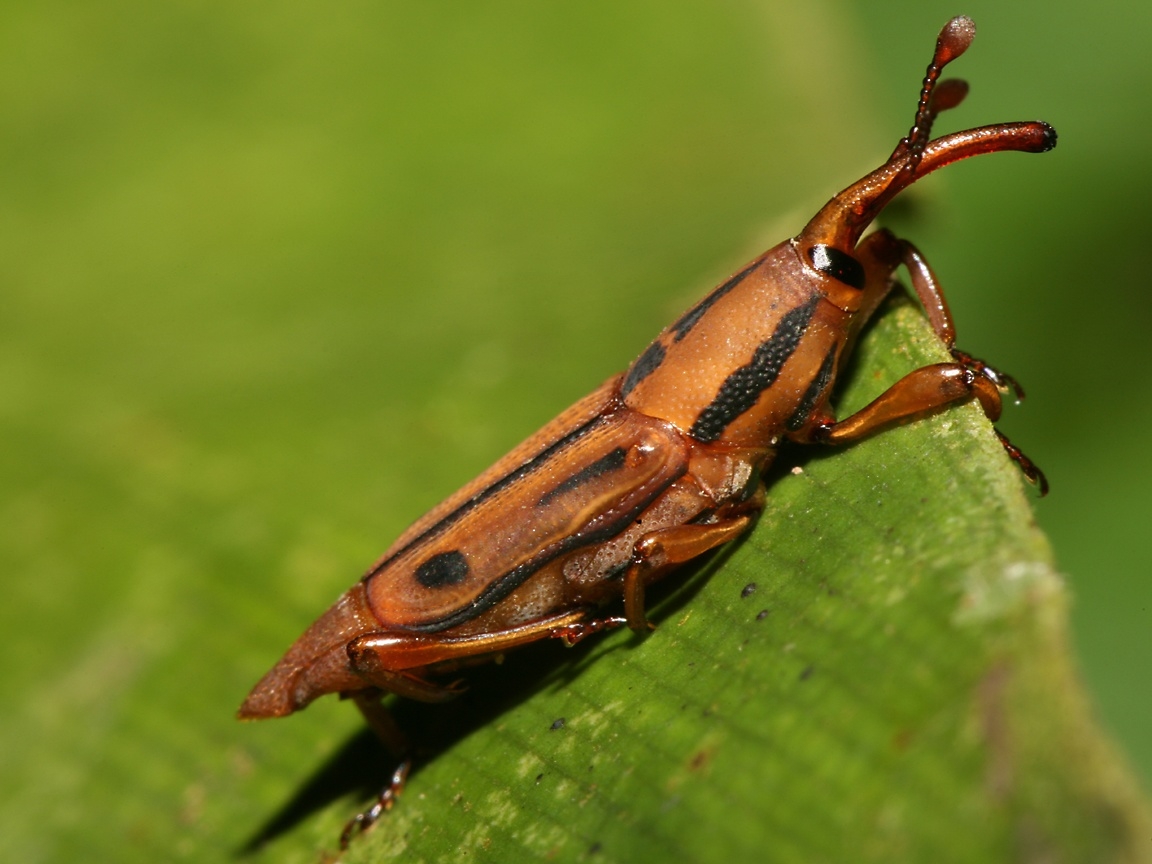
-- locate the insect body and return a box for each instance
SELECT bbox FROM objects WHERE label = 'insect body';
[240,16,1054,845]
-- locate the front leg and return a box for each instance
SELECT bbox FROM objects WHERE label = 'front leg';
[860,229,1027,397]
[804,360,1046,494]
[813,361,1003,442]
[840,230,1047,494]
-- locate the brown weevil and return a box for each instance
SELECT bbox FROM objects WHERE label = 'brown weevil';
[240,16,1054,847]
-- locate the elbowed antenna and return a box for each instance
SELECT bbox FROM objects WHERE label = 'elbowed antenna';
[799,15,1055,253]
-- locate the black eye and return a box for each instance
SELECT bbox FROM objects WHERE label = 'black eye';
[807,245,866,290]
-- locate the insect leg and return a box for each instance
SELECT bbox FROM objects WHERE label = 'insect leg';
[815,362,1002,443]
[344,647,466,703]
[622,510,760,632]
[338,692,413,849]
[549,615,629,647]
[810,363,1046,494]
[338,609,600,846]
[349,689,410,752]
[339,756,411,849]
[855,230,957,348]
[347,609,597,682]
[869,229,1028,400]
[994,428,1049,496]
[851,230,1047,493]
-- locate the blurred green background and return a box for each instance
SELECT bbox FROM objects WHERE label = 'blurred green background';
[1,0,1148,861]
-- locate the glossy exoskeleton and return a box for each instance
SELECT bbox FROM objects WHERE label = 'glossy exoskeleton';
[240,16,1054,847]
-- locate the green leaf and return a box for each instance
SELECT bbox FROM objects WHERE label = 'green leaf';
[3,4,1151,864]
[317,298,1151,864]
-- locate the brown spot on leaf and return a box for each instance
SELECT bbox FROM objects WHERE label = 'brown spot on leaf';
[688,746,717,772]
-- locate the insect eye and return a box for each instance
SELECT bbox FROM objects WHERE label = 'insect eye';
[807,245,866,290]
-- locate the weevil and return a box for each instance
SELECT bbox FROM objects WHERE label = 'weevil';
[240,16,1054,847]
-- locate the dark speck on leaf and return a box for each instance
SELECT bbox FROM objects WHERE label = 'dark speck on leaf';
[741,582,757,598]
[550,718,566,731]
[756,609,770,621]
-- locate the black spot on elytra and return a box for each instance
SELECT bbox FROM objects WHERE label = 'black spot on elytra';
[414,550,470,590]
[409,457,686,633]
[689,296,820,442]
[620,341,666,397]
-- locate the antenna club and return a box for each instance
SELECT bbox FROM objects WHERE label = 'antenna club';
[937,16,976,65]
